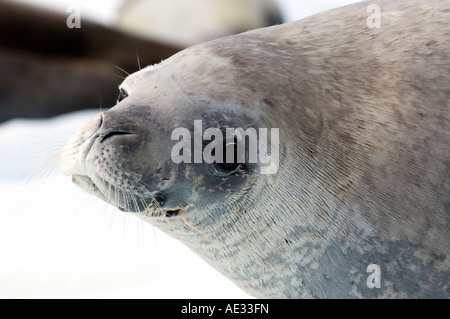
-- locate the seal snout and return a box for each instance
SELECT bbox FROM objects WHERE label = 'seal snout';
[99,130,133,143]
[97,112,134,144]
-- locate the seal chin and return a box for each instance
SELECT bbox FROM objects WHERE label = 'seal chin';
[72,174,149,213]
[72,174,107,203]
[72,174,184,217]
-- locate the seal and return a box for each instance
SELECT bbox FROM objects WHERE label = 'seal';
[60,0,450,298]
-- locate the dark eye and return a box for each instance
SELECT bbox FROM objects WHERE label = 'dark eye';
[216,140,241,172]
[117,88,128,102]
[218,161,240,171]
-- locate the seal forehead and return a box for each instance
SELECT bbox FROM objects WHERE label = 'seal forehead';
[120,63,162,93]
[117,46,263,120]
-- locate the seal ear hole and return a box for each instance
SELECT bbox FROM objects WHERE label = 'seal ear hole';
[117,88,129,103]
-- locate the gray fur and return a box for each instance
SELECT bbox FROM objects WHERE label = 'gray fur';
[61,0,449,298]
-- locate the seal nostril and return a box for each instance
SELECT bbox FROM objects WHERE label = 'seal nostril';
[100,131,132,143]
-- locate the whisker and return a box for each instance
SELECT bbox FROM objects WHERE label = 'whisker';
[24,145,64,186]
[121,190,131,241]
[136,48,141,70]
[112,74,125,81]
[137,180,160,210]
[134,189,147,212]
[178,210,208,239]
[112,65,130,76]
[136,214,147,252]
[120,187,130,215]
[99,94,103,112]
[107,179,113,208]
[127,185,140,214]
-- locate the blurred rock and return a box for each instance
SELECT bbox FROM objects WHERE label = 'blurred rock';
[116,0,283,46]
[0,1,181,122]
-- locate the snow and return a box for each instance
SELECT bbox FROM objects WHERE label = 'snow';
[2,0,360,298]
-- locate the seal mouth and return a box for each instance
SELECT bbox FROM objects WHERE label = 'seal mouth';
[142,206,183,218]
[164,209,181,217]
[72,174,183,217]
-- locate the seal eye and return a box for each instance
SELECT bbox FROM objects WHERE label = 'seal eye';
[117,88,128,102]
[218,161,240,171]
[216,140,242,172]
